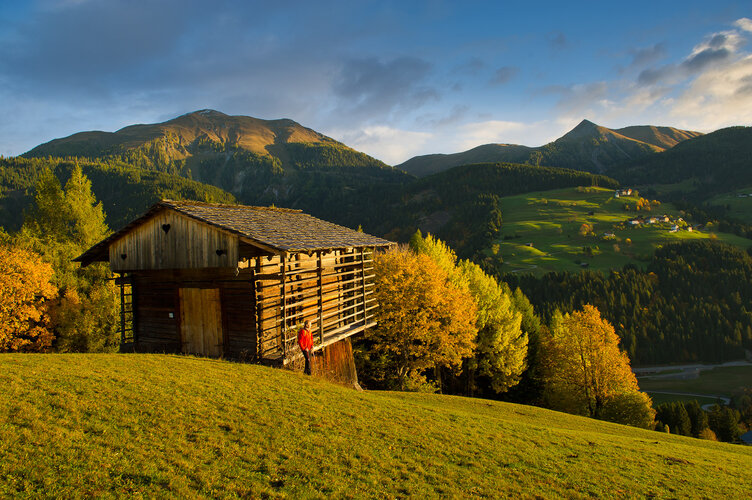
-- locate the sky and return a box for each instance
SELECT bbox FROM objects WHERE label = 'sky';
[1,1,751,165]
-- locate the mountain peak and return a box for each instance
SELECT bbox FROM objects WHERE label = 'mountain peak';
[558,119,603,142]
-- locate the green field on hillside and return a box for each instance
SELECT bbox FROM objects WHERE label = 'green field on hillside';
[638,365,752,398]
[496,186,752,274]
[706,187,752,224]
[1,354,750,498]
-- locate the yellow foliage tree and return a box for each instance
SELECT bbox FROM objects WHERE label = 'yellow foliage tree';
[541,305,655,428]
[0,243,57,352]
[410,231,528,394]
[371,246,477,391]
[459,260,527,393]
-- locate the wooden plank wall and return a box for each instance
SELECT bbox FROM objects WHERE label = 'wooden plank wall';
[131,268,256,357]
[110,210,239,271]
[255,248,376,360]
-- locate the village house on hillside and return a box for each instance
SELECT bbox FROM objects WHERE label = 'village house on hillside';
[75,200,394,381]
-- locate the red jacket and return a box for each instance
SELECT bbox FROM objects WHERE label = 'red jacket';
[298,327,313,351]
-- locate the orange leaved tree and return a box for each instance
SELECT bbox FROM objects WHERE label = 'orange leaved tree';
[541,305,655,428]
[0,242,57,352]
[371,246,477,391]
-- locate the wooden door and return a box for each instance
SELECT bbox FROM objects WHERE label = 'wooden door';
[179,287,223,357]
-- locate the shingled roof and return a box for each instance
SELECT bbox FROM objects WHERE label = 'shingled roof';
[75,200,394,265]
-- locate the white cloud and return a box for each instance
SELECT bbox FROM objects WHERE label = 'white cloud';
[330,126,433,165]
[669,54,752,129]
[734,18,752,33]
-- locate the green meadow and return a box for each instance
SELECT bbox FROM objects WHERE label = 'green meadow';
[638,365,752,398]
[706,187,752,224]
[496,186,752,275]
[1,354,751,498]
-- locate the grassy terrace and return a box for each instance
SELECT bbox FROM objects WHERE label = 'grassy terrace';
[496,186,752,275]
[1,354,751,498]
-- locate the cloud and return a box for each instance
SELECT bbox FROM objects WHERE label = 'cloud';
[452,58,484,76]
[669,54,752,130]
[331,125,433,165]
[453,120,552,150]
[416,105,470,128]
[638,28,746,86]
[331,56,438,122]
[490,66,518,86]
[538,82,610,117]
[734,17,752,33]
[629,43,667,69]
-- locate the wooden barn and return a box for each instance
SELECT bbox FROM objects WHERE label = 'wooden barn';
[75,200,394,378]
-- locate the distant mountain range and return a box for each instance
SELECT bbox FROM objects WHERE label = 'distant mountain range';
[25,109,390,172]
[24,110,407,220]
[396,119,703,176]
[9,110,750,252]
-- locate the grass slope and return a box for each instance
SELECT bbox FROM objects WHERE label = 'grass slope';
[1,354,751,498]
[497,186,752,275]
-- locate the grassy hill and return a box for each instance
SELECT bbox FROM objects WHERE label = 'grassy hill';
[347,162,618,257]
[396,120,702,177]
[1,354,750,498]
[495,186,752,275]
[705,187,752,224]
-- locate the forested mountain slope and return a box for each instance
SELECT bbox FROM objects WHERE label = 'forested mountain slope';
[13,111,411,228]
[608,126,752,195]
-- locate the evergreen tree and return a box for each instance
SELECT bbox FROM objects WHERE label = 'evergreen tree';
[19,165,119,352]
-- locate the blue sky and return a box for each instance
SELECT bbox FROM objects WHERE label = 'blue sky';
[1,1,751,164]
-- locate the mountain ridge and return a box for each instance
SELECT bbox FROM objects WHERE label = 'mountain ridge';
[397,119,703,177]
[24,109,350,162]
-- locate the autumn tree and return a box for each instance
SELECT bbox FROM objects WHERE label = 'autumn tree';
[0,242,57,352]
[541,305,655,428]
[459,260,527,393]
[410,231,528,394]
[370,246,477,391]
[19,164,119,352]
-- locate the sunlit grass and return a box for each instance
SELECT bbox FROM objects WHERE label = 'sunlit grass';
[1,354,751,498]
[497,186,752,275]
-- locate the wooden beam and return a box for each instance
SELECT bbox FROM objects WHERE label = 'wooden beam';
[281,254,287,358]
[360,248,367,324]
[317,250,324,346]
[239,236,283,257]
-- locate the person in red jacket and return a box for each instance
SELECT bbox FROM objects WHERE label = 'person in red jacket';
[297,319,313,375]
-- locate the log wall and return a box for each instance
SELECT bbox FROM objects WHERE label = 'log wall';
[130,268,256,357]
